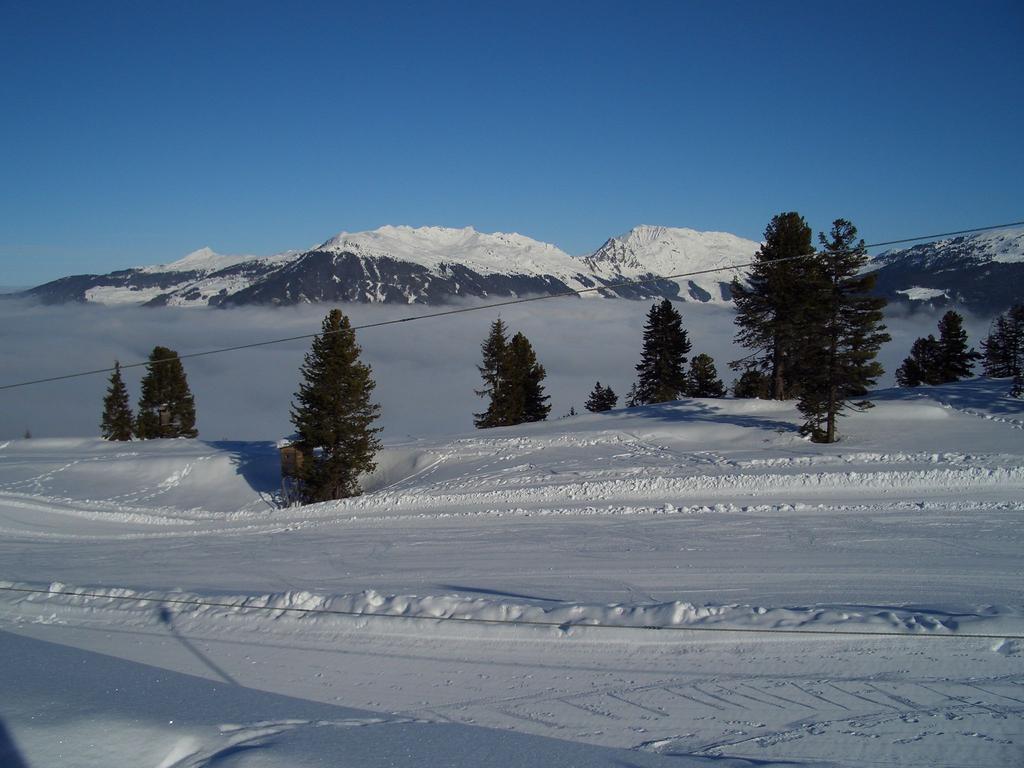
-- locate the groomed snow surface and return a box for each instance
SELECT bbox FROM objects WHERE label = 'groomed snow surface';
[1,379,1022,767]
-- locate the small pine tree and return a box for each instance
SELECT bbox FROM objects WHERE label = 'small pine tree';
[634,299,691,404]
[982,304,1024,379]
[732,369,770,399]
[687,353,727,398]
[585,381,618,412]
[934,310,979,382]
[564,406,578,418]
[23,429,31,439]
[290,309,382,502]
[473,318,510,429]
[136,347,198,438]
[100,361,134,440]
[896,336,940,387]
[624,382,640,408]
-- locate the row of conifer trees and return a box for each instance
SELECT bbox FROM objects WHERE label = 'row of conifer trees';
[100,347,198,440]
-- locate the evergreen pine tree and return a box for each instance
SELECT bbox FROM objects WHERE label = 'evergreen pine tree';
[934,310,979,382]
[502,332,551,424]
[634,299,690,404]
[100,361,134,440]
[136,347,198,438]
[981,304,1024,379]
[793,220,890,442]
[624,382,640,408]
[473,318,510,428]
[895,336,941,387]
[730,212,816,399]
[687,354,726,398]
[732,369,770,398]
[585,381,617,412]
[290,309,382,502]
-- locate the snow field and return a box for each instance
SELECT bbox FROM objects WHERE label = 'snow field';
[0,378,1022,766]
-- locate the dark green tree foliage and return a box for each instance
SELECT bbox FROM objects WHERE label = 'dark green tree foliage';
[634,299,691,404]
[895,336,941,387]
[585,381,618,412]
[473,324,550,427]
[290,309,382,502]
[732,369,770,398]
[687,353,726,398]
[794,220,890,443]
[897,310,980,388]
[731,212,816,399]
[624,382,640,408]
[100,361,134,440]
[136,347,198,439]
[982,304,1024,379]
[934,311,979,382]
[473,319,510,428]
[502,332,551,424]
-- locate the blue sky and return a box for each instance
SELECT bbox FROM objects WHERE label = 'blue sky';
[2,0,1022,284]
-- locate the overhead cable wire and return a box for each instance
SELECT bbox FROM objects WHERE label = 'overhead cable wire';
[2,219,1021,393]
[1,585,1022,641]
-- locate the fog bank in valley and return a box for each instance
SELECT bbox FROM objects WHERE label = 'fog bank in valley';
[0,298,998,441]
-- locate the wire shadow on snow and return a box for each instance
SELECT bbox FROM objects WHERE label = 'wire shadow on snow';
[437,585,564,604]
[630,401,799,434]
[157,604,241,687]
[0,720,29,768]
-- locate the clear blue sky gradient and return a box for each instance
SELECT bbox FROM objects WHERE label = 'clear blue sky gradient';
[2,0,1022,284]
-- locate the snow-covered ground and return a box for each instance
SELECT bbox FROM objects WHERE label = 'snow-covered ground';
[1,379,1022,766]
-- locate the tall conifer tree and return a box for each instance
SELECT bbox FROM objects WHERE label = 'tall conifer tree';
[896,336,941,387]
[502,332,551,424]
[981,304,1024,379]
[934,311,979,382]
[731,212,816,399]
[794,220,890,442]
[290,309,381,502]
[136,347,198,439]
[634,299,690,404]
[100,361,134,440]
[474,319,510,428]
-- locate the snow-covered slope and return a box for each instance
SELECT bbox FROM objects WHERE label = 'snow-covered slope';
[868,225,1024,314]
[0,379,1022,766]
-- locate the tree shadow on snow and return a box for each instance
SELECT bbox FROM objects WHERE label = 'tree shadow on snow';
[0,719,29,768]
[870,377,1024,420]
[204,440,282,504]
[631,400,800,435]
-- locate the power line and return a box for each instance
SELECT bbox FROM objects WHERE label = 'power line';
[2,219,1021,393]
[1,585,1021,641]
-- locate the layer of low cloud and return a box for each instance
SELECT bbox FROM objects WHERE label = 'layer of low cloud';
[0,298,998,441]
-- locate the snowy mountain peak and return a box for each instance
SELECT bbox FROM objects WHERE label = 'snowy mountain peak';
[140,246,257,274]
[315,224,582,276]
[584,225,759,279]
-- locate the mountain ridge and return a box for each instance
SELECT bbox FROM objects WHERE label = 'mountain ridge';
[14,224,1024,314]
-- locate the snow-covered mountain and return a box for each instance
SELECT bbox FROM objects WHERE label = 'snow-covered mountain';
[16,225,760,308]
[583,225,754,303]
[867,225,1024,314]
